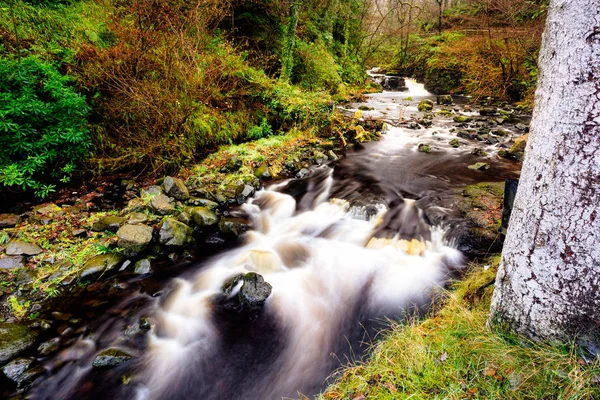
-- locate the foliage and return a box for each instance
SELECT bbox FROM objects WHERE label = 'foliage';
[0,56,90,196]
[320,258,600,400]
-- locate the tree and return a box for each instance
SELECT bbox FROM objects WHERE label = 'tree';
[489,0,600,352]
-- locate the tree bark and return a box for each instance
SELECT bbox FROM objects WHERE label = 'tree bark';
[489,0,600,353]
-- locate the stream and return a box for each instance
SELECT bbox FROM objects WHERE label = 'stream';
[22,77,525,400]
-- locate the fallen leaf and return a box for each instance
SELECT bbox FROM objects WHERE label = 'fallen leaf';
[383,382,397,392]
[483,367,496,376]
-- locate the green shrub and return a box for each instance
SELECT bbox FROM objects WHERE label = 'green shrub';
[294,41,343,93]
[247,117,273,140]
[0,56,90,197]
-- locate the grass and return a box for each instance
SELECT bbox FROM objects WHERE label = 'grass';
[319,257,600,400]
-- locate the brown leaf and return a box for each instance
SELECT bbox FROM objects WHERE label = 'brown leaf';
[483,367,496,376]
[383,382,397,392]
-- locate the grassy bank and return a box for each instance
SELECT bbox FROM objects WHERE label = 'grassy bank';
[320,258,600,399]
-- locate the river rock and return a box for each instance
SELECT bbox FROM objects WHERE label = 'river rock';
[150,194,175,215]
[471,148,487,157]
[117,224,153,254]
[382,76,406,91]
[296,168,310,179]
[313,151,328,165]
[191,207,219,227]
[80,253,125,280]
[453,115,471,123]
[1,357,36,385]
[468,162,491,171]
[0,256,25,269]
[218,217,250,237]
[418,143,432,153]
[515,122,529,132]
[187,198,219,210]
[159,218,193,246]
[479,107,499,116]
[254,166,272,180]
[235,184,255,204]
[224,156,242,172]
[0,323,38,365]
[457,130,478,140]
[239,272,272,308]
[128,212,148,225]
[92,348,133,369]
[163,176,189,201]
[449,139,460,148]
[92,215,125,232]
[141,185,163,199]
[0,214,20,228]
[6,241,43,256]
[417,99,434,112]
[438,94,453,105]
[133,258,152,274]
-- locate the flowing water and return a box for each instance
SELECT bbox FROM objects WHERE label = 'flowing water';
[26,78,524,400]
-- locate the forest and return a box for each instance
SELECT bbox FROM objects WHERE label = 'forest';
[0,0,599,399]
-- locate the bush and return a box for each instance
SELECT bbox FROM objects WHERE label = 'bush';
[0,56,90,197]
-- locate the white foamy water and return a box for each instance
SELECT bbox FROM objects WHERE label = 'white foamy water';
[138,182,463,399]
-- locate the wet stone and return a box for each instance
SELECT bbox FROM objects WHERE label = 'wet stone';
[239,272,272,308]
[0,214,20,228]
[6,241,43,256]
[187,198,219,210]
[92,215,125,232]
[0,323,38,365]
[515,122,529,132]
[1,357,35,385]
[80,253,125,280]
[224,156,242,172]
[159,218,193,247]
[0,256,25,270]
[92,348,133,369]
[191,207,219,227]
[449,138,460,148]
[150,194,175,215]
[117,224,153,254]
[254,166,272,181]
[313,151,328,165]
[417,99,434,112]
[163,176,190,201]
[37,337,60,356]
[133,258,152,275]
[51,311,72,321]
[468,162,491,171]
[128,212,148,225]
[218,217,250,237]
[296,169,310,179]
[140,185,163,199]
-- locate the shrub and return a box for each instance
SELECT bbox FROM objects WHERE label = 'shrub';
[0,56,90,197]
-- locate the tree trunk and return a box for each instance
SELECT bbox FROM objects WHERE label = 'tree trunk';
[489,0,600,353]
[280,1,300,82]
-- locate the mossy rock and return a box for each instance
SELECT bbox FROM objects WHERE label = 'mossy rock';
[418,143,432,153]
[117,224,153,254]
[0,323,38,365]
[91,215,125,232]
[449,139,460,148]
[163,176,190,201]
[417,99,434,112]
[92,348,133,369]
[453,115,471,123]
[468,162,490,171]
[471,148,488,157]
[80,253,125,281]
[159,218,194,247]
[499,134,528,161]
[191,207,219,227]
[254,166,272,180]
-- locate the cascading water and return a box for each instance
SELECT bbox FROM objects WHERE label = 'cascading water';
[31,168,463,400]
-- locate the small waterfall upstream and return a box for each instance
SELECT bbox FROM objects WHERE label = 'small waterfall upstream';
[32,168,463,400]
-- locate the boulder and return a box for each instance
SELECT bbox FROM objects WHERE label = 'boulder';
[499,134,528,161]
[0,323,38,365]
[92,348,133,369]
[515,122,529,132]
[150,194,175,215]
[313,151,328,165]
[296,169,310,179]
[91,215,125,232]
[254,166,272,180]
[449,139,460,148]
[417,99,434,112]
[80,253,125,280]
[117,224,153,254]
[0,214,20,228]
[191,207,219,227]
[159,218,193,247]
[479,107,499,116]
[140,185,163,199]
[453,115,471,123]
[163,176,190,201]
[382,76,407,91]
[187,198,219,210]
[133,258,152,275]
[127,212,148,225]
[1,357,38,386]
[438,94,453,105]
[457,130,478,140]
[468,162,491,171]
[36,337,60,356]
[235,184,255,204]
[471,148,487,157]
[6,241,43,256]
[218,217,250,237]
[239,272,272,308]
[0,256,25,269]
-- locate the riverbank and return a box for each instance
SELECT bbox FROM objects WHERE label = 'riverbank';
[319,256,600,399]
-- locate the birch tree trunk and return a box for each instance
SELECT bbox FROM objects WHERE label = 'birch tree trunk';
[489,0,600,352]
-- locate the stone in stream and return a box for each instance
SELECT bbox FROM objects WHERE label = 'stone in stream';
[417,99,434,112]
[235,184,255,205]
[0,256,25,269]
[239,272,272,308]
[449,138,460,148]
[479,107,499,116]
[91,215,125,232]
[133,258,152,275]
[417,143,432,153]
[187,198,219,210]
[191,207,219,227]
[515,122,529,132]
[313,151,328,165]
[6,241,43,256]
[79,253,125,280]
[471,148,488,157]
[0,214,20,228]
[457,130,478,140]
[150,194,176,215]
[1,357,37,386]
[468,162,491,171]
[117,224,153,254]
[163,176,190,201]
[92,348,133,369]
[254,166,272,181]
[37,337,60,356]
[453,115,472,123]
[218,217,250,237]
[159,218,193,246]
[437,94,453,105]
[0,323,38,365]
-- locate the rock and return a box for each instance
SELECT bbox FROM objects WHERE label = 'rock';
[438,94,453,105]
[0,323,38,365]
[224,156,242,172]
[235,184,255,204]
[163,176,189,201]
[492,129,510,137]
[0,214,20,228]
[128,212,148,225]
[327,150,338,161]
[1,357,36,386]
[471,148,488,157]
[191,207,219,227]
[499,134,528,161]
[453,115,471,123]
[133,258,152,275]
[313,151,328,165]
[218,217,250,237]
[239,272,272,308]
[0,256,25,269]
[79,253,125,280]
[468,162,491,171]
[159,218,193,247]
[6,241,43,256]
[486,136,499,145]
[91,215,125,232]
[515,122,529,132]
[418,143,432,153]
[296,169,310,179]
[382,76,407,91]
[51,311,72,321]
[150,194,175,215]
[140,185,163,199]
[92,348,133,369]
[254,166,271,180]
[117,224,153,254]
[37,337,60,356]
[72,229,87,238]
[449,139,460,148]
[479,107,499,116]
[33,203,62,216]
[417,99,434,112]
[320,141,334,150]
[457,130,478,140]
[222,274,243,295]
[187,198,219,210]
[406,122,421,130]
